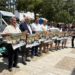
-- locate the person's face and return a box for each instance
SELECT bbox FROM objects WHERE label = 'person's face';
[35,19,39,24]
[25,17,30,24]
[12,18,17,26]
[44,20,47,25]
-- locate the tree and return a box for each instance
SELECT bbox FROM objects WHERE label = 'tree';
[41,0,75,23]
[54,10,73,23]
[40,0,55,21]
[16,0,29,11]
[63,0,75,16]
[27,0,43,19]
[16,0,75,23]
[0,0,7,10]
[16,0,43,19]
[40,0,65,21]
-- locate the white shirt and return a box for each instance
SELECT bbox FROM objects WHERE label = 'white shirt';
[3,25,21,34]
[3,25,25,50]
[31,23,42,32]
[27,24,32,34]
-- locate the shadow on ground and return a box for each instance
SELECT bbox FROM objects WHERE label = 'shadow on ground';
[71,68,75,75]
[0,57,8,73]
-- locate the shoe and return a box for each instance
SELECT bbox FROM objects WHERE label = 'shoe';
[8,68,12,72]
[64,46,67,48]
[35,54,39,56]
[13,65,19,68]
[22,61,27,65]
[26,59,31,62]
[72,47,74,48]
[13,64,19,68]
[31,55,34,58]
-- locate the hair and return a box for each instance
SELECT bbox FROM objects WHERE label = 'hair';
[9,17,16,25]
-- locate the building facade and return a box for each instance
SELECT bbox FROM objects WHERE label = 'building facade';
[6,0,16,13]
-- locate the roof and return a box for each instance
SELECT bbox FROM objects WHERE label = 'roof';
[0,10,15,17]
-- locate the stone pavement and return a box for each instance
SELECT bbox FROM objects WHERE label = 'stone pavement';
[0,38,75,75]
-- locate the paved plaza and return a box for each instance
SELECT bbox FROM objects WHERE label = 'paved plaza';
[0,38,75,75]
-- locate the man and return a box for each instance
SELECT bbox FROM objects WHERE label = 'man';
[20,17,32,34]
[3,17,21,71]
[71,24,75,48]
[20,17,31,64]
[31,18,42,56]
[31,18,42,33]
[20,17,39,59]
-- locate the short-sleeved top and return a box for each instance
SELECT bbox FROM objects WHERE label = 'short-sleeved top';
[3,25,21,34]
[31,23,43,32]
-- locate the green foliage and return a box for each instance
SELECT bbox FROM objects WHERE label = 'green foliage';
[41,0,75,23]
[16,0,75,23]
[63,0,75,16]
[28,0,43,12]
[16,0,43,12]
[16,0,43,19]
[0,0,7,10]
[54,10,73,23]
[16,0,29,11]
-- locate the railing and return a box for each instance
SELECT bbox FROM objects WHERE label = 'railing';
[0,30,72,55]
[0,18,8,32]
[2,18,8,26]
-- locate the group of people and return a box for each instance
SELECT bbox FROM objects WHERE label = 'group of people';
[1,15,75,72]
[1,16,50,72]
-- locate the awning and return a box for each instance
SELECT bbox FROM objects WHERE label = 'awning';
[0,10,15,17]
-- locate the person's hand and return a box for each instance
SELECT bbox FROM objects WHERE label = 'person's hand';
[1,33,11,37]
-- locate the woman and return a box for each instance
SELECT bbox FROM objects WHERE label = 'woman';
[3,17,21,71]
